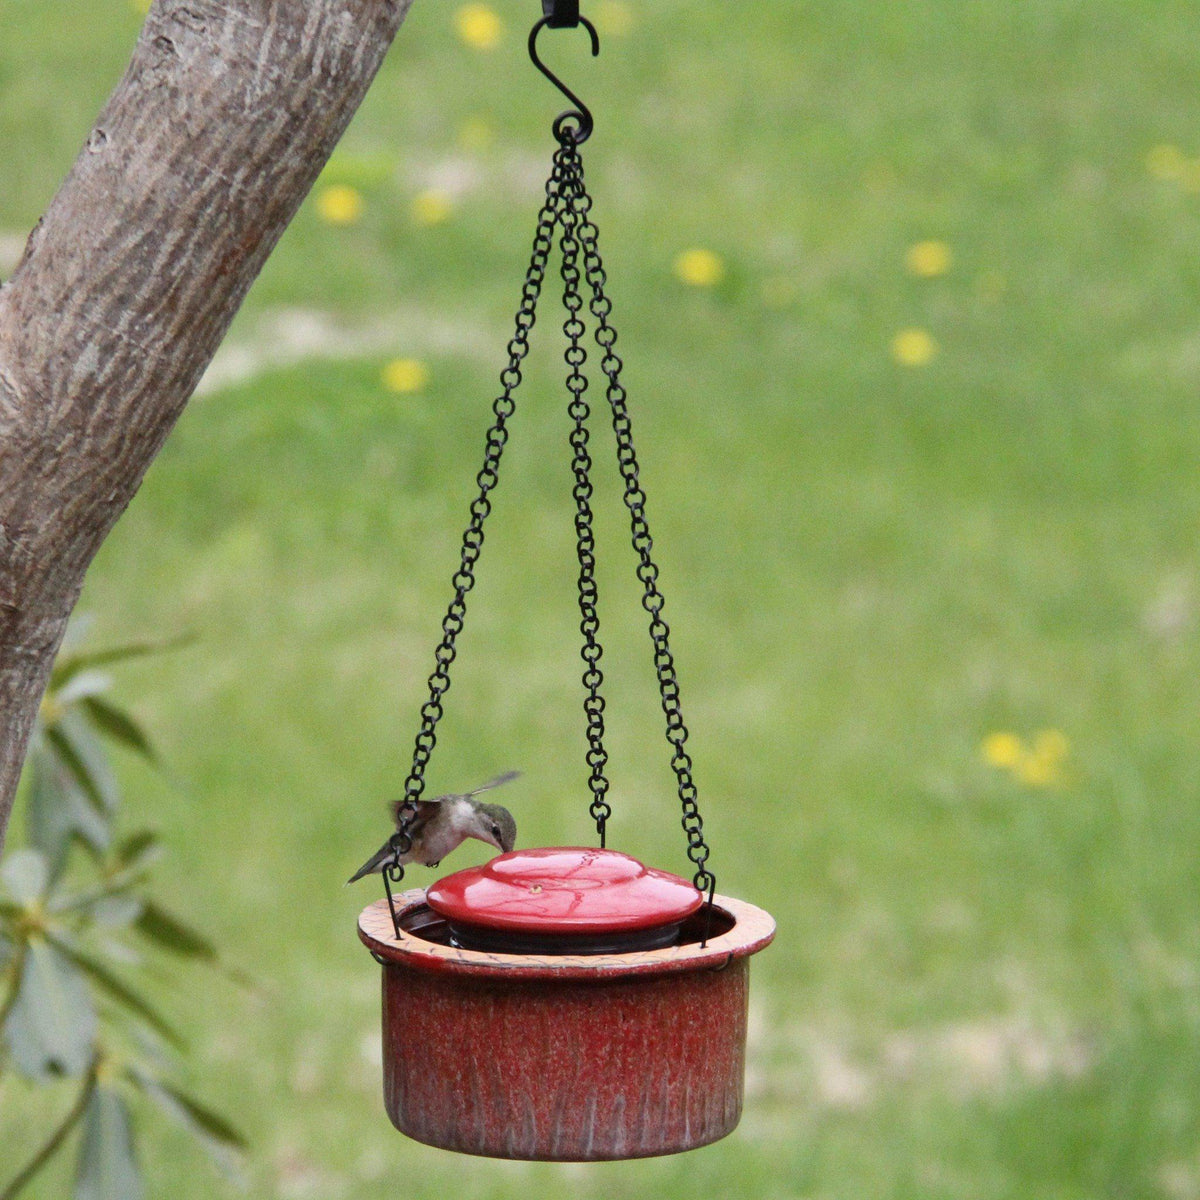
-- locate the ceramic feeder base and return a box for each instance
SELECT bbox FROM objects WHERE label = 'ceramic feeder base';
[359,891,775,1161]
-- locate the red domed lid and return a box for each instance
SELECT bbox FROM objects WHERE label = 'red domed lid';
[426,847,703,935]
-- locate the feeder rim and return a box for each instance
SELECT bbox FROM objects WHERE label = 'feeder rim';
[358,889,774,982]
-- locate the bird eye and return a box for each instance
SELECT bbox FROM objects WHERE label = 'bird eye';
[491,825,501,839]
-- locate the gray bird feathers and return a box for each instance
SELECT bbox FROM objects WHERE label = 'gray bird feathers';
[473,801,517,855]
[347,771,520,885]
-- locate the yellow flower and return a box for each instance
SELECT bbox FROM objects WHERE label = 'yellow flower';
[1146,143,1185,181]
[1032,729,1070,764]
[382,358,430,393]
[412,189,454,227]
[906,239,952,278]
[455,4,503,50]
[983,728,1070,787]
[674,248,725,288]
[458,116,494,152]
[1015,752,1064,788]
[595,0,635,36]
[981,732,1024,771]
[891,328,937,367]
[315,184,364,226]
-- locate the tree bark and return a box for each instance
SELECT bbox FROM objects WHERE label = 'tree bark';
[0,0,413,851]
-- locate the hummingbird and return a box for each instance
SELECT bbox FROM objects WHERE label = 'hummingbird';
[346,771,520,884]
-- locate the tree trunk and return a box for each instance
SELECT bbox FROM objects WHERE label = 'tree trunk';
[0,0,413,852]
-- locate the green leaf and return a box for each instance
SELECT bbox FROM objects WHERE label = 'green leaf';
[130,1068,247,1153]
[81,697,157,764]
[48,935,184,1050]
[3,936,96,1079]
[25,746,111,872]
[76,1086,143,1200]
[112,830,162,875]
[1,848,49,906]
[52,632,194,689]
[47,726,110,816]
[26,750,81,877]
[58,710,120,812]
[134,902,216,962]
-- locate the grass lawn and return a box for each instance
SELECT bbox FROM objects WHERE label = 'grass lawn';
[4,0,1200,1196]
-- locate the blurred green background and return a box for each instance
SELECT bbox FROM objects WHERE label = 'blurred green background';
[4,0,1200,1195]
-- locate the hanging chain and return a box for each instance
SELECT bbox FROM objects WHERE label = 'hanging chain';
[567,152,716,900]
[558,147,611,844]
[387,145,573,876]
[385,125,715,906]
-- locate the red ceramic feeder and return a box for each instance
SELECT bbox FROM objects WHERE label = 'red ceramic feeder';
[358,847,774,1161]
[357,5,777,1159]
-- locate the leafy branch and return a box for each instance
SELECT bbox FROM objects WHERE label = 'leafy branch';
[0,1059,99,1200]
[0,622,244,1198]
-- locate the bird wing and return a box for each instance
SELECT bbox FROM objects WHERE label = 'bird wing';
[466,770,521,797]
[388,797,442,840]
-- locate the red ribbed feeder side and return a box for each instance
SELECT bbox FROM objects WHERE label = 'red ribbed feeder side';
[359,846,775,1161]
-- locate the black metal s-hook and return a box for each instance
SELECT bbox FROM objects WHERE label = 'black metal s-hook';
[529,13,600,145]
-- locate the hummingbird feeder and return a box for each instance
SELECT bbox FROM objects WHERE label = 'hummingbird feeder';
[357,0,774,1161]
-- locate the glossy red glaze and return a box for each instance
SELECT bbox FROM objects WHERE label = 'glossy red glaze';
[426,846,704,934]
[359,890,775,1160]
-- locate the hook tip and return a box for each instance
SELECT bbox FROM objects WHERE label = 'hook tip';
[582,15,600,54]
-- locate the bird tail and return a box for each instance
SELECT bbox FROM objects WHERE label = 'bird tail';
[468,770,521,797]
[346,840,395,885]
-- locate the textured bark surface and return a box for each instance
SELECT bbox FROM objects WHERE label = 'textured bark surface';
[0,0,413,851]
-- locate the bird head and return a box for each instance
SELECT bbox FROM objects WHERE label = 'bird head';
[471,801,517,854]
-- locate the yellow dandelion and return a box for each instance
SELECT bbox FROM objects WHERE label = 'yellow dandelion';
[1032,729,1070,764]
[455,3,503,50]
[891,328,937,367]
[1015,751,1064,788]
[595,0,635,36]
[981,732,1024,771]
[1145,143,1185,181]
[411,189,454,227]
[906,239,952,278]
[458,116,494,152]
[674,248,725,288]
[382,358,430,394]
[315,184,363,226]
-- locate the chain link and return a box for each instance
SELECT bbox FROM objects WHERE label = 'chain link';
[558,151,611,844]
[569,153,716,897]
